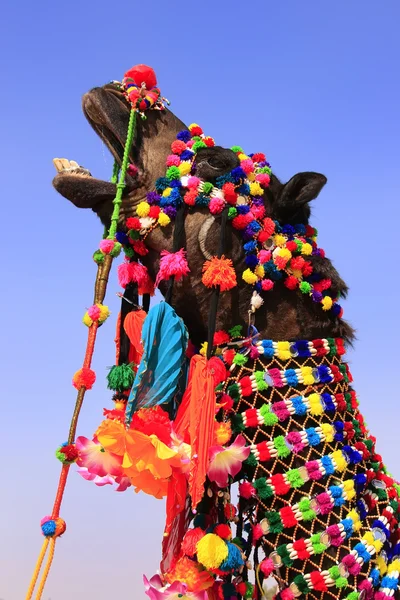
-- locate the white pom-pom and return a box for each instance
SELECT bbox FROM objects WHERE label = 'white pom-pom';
[251,291,264,312]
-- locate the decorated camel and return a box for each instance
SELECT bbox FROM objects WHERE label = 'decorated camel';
[26,65,400,600]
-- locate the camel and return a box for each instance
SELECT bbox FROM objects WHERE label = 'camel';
[52,69,400,600]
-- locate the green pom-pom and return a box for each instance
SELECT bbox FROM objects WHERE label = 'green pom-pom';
[166,166,181,180]
[244,583,254,599]
[265,511,283,534]
[364,439,374,451]
[192,141,207,152]
[228,207,237,219]
[346,592,360,600]
[375,487,388,501]
[231,145,243,153]
[129,229,140,240]
[93,250,105,264]
[300,281,312,294]
[124,246,135,258]
[227,383,240,401]
[286,469,304,489]
[254,371,268,390]
[259,404,278,426]
[259,166,272,174]
[310,533,327,554]
[329,566,340,580]
[229,325,242,338]
[231,536,244,549]
[335,577,349,589]
[110,242,122,257]
[107,364,135,391]
[298,498,316,520]
[233,353,248,366]
[231,414,245,433]
[202,182,213,194]
[244,453,258,467]
[253,477,273,500]
[294,575,310,594]
[274,435,291,458]
[277,544,293,566]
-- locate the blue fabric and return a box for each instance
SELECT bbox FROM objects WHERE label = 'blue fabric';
[125,303,188,426]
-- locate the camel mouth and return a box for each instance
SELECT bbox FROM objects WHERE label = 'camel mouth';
[82,84,133,165]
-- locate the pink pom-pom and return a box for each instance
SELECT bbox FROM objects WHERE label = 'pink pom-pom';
[358,579,373,600]
[261,279,274,291]
[209,197,225,215]
[187,176,201,189]
[186,140,194,148]
[249,345,260,359]
[252,204,266,219]
[117,262,133,288]
[240,159,254,173]
[258,250,272,264]
[87,305,101,320]
[117,261,148,288]
[127,163,138,177]
[280,588,295,600]
[99,239,115,254]
[166,154,181,167]
[155,249,190,286]
[252,524,264,543]
[239,481,255,499]
[260,557,274,576]
[256,173,271,187]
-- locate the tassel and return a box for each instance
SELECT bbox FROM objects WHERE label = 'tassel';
[155,249,190,286]
[202,256,237,291]
[117,260,149,288]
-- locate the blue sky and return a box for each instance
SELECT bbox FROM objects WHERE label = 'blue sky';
[1,1,400,598]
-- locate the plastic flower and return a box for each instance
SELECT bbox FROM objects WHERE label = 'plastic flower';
[77,468,131,491]
[207,434,251,488]
[144,575,208,600]
[75,436,123,477]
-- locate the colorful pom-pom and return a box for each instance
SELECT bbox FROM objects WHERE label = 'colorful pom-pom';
[202,256,237,291]
[55,443,78,464]
[72,368,96,390]
[40,516,66,538]
[196,533,228,570]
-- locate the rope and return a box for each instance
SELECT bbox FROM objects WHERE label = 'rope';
[25,109,137,600]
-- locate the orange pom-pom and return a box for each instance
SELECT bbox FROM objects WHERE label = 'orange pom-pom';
[214,421,232,445]
[202,256,237,291]
[165,556,214,591]
[72,367,96,390]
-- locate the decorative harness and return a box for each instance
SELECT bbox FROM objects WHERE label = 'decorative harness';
[26,65,400,600]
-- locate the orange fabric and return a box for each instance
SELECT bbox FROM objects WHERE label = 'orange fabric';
[115,312,121,364]
[123,309,146,366]
[161,471,188,573]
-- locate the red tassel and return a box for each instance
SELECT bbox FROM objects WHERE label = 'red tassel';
[156,249,190,286]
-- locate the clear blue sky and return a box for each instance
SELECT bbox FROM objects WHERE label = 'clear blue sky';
[1,1,400,599]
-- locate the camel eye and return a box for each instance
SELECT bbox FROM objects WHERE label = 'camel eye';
[206,155,226,169]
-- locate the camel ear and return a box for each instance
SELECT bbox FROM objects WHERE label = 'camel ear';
[279,172,327,208]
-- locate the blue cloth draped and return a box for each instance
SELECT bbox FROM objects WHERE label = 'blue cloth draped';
[125,302,189,426]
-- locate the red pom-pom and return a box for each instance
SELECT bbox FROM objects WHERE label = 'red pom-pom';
[257,231,269,243]
[203,136,215,147]
[252,524,264,543]
[213,330,230,346]
[224,503,237,520]
[290,256,305,270]
[124,64,157,89]
[219,393,234,411]
[222,349,236,365]
[126,217,142,230]
[284,275,299,290]
[189,124,203,136]
[239,481,255,499]
[236,583,247,596]
[306,225,316,238]
[59,444,79,462]
[252,204,265,219]
[310,571,328,592]
[181,527,205,557]
[149,205,161,219]
[72,367,96,390]
[232,213,253,230]
[260,557,274,576]
[222,182,238,205]
[171,140,187,155]
[132,240,148,256]
[252,153,266,163]
[184,190,197,206]
[202,256,237,291]
[302,261,313,276]
[214,524,232,540]
[286,240,298,253]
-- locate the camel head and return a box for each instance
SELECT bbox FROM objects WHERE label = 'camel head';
[53,66,354,346]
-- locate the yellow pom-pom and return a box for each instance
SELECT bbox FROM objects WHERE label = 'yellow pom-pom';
[215,422,232,445]
[276,341,291,361]
[291,269,303,278]
[348,509,361,530]
[278,248,292,261]
[388,559,400,574]
[200,342,208,357]
[247,172,256,181]
[250,182,263,196]
[254,264,265,278]
[331,450,348,472]
[82,313,93,327]
[178,162,191,176]
[320,423,334,442]
[98,304,110,323]
[196,533,228,570]
[301,243,313,255]
[321,296,333,311]
[342,479,355,500]
[162,187,172,197]
[274,234,286,247]
[308,393,323,416]
[238,153,250,160]
[300,366,314,385]
[376,555,388,576]
[136,201,150,217]
[158,212,171,227]
[242,269,258,285]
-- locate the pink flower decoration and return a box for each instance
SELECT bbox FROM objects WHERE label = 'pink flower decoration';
[75,436,122,477]
[207,434,250,488]
[77,467,114,487]
[166,155,181,166]
[99,239,115,254]
[143,574,207,600]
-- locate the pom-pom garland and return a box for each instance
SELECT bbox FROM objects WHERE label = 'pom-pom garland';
[40,516,66,538]
[82,303,110,327]
[55,443,78,464]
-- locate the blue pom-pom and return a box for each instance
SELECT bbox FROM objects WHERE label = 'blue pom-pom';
[255,281,262,292]
[370,568,380,586]
[248,221,262,233]
[306,427,321,447]
[341,518,354,537]
[219,543,244,571]
[294,224,306,235]
[216,174,234,187]
[321,393,335,412]
[356,499,368,519]
[293,340,311,357]
[245,254,258,267]
[244,241,257,253]
[282,224,295,236]
[177,130,191,142]
[238,183,250,195]
[155,177,169,192]
[237,204,250,215]
[320,455,335,475]
[381,576,398,590]
[231,167,247,181]
[146,191,161,204]
[170,179,182,188]
[292,396,307,415]
[41,520,56,537]
[115,231,129,245]
[332,304,342,317]
[354,542,371,562]
[195,194,210,207]
[180,149,194,161]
